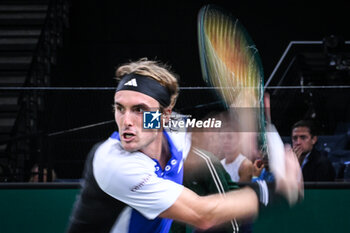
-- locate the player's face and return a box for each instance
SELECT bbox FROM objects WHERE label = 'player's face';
[292,126,317,155]
[114,90,161,152]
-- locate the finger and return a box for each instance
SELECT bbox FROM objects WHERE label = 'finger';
[292,146,299,153]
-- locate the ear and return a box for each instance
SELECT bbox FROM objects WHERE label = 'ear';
[311,135,318,145]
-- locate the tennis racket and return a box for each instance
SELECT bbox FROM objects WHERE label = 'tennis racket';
[197,4,266,158]
[197,5,303,206]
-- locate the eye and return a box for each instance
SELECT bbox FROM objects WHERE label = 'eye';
[134,106,145,114]
[115,104,124,113]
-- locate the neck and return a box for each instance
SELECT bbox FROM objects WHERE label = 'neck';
[159,135,171,169]
[298,151,310,165]
[140,131,162,160]
[140,132,170,169]
[225,151,240,164]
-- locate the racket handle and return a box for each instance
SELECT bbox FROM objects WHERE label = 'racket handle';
[264,92,271,123]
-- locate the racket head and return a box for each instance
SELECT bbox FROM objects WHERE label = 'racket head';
[197,4,267,156]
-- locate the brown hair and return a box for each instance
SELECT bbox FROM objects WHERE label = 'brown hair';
[115,58,179,109]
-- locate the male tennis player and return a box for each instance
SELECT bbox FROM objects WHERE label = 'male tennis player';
[66,58,303,233]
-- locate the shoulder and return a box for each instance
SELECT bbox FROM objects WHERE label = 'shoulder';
[317,153,333,168]
[310,149,331,164]
[239,158,253,171]
[307,149,334,174]
[93,138,156,190]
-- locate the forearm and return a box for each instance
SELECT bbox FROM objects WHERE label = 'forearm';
[160,186,259,230]
[201,187,259,225]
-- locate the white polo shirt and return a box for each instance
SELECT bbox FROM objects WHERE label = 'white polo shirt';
[93,131,191,233]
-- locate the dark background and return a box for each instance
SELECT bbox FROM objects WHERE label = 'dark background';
[56,0,350,86]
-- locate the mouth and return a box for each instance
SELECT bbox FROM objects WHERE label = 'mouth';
[121,131,136,142]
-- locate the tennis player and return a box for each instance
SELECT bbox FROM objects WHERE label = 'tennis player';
[66,58,303,233]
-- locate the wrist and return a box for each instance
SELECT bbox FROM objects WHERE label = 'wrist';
[251,180,269,207]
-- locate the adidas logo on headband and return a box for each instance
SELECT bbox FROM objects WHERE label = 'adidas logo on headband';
[116,73,171,107]
[124,78,138,87]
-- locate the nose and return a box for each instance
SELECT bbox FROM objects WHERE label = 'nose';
[122,111,134,127]
[292,137,299,146]
[295,137,302,145]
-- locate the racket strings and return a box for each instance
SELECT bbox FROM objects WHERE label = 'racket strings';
[199,5,267,158]
[203,12,262,109]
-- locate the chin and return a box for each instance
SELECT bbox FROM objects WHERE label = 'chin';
[121,142,138,152]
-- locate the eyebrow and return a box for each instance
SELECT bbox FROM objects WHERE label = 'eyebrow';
[292,135,308,139]
[114,102,153,110]
[133,103,152,110]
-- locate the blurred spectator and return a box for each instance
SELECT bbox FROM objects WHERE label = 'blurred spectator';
[29,164,57,182]
[193,110,254,182]
[291,120,335,181]
[220,131,253,182]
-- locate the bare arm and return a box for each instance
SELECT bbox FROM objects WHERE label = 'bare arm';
[160,144,303,230]
[159,186,259,230]
[239,159,253,182]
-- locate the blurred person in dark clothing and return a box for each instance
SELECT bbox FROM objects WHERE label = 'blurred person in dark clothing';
[292,120,335,181]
